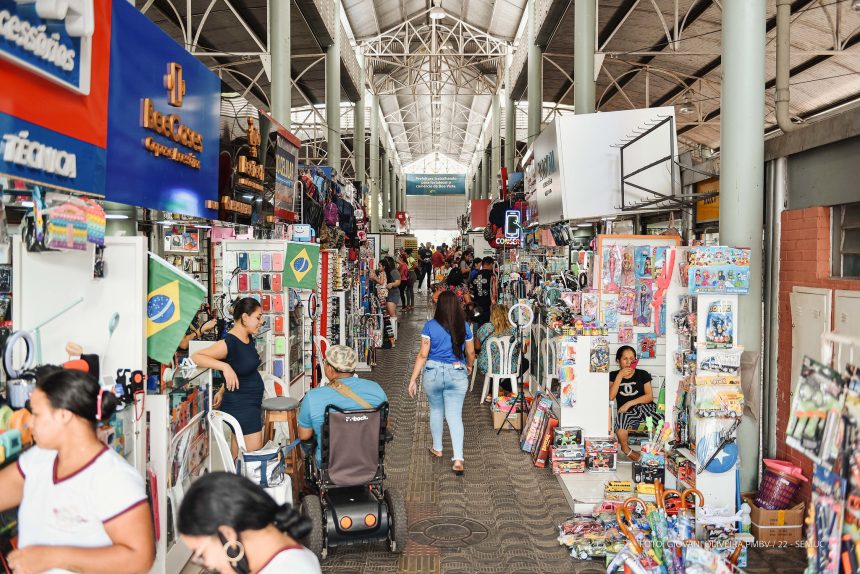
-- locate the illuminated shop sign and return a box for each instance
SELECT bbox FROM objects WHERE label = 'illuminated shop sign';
[0,0,94,94]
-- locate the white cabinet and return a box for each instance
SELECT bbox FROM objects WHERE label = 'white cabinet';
[789,287,831,391]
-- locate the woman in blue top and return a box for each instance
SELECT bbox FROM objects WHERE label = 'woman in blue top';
[409,291,475,475]
[193,297,265,455]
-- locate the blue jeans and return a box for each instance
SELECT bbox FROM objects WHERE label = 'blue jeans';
[423,359,469,461]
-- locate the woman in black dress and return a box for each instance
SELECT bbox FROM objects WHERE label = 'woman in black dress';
[610,345,662,462]
[192,297,265,454]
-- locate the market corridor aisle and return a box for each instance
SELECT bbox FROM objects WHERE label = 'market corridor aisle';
[321,300,576,574]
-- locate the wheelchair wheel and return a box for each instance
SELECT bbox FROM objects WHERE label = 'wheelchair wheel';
[384,488,407,553]
[301,495,326,558]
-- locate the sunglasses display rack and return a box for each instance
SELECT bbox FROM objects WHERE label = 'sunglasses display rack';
[346,244,379,371]
[317,249,346,348]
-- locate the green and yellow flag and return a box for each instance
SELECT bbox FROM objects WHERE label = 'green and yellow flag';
[147,254,207,365]
[282,242,320,289]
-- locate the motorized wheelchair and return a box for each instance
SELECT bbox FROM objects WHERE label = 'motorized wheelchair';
[300,402,407,558]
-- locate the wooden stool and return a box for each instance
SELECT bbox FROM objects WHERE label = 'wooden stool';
[262,396,302,503]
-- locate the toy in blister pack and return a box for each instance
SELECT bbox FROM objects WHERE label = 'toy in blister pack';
[697,347,742,376]
[602,244,623,293]
[786,357,845,466]
[695,385,744,418]
[704,300,734,348]
[634,279,653,327]
[652,247,667,277]
[807,464,844,574]
[688,246,751,294]
[637,333,657,360]
[618,322,634,344]
[602,300,618,330]
[590,337,610,373]
[618,287,636,315]
[581,293,598,323]
[622,246,635,287]
[696,417,741,474]
[634,246,652,278]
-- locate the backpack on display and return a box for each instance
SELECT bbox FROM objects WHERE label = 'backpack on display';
[323,201,339,226]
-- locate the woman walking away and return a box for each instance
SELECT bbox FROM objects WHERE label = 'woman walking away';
[408,291,475,476]
[179,472,321,573]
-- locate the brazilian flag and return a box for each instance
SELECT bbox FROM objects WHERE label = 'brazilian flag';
[282,242,320,289]
[147,254,207,365]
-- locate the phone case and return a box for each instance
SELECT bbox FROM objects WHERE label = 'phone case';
[273,252,284,270]
[272,274,282,292]
[274,335,286,354]
[272,294,284,312]
[250,273,261,290]
[262,274,271,291]
[274,316,284,334]
[238,252,249,270]
[249,252,262,271]
[273,359,284,378]
[261,294,271,311]
[223,251,237,272]
[262,253,272,271]
[238,273,249,291]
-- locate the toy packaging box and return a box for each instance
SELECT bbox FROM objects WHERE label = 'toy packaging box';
[551,444,586,474]
[552,458,586,474]
[585,437,619,454]
[554,427,583,446]
[587,452,617,472]
[633,459,665,484]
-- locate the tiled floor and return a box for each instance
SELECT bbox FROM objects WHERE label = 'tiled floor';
[181,293,809,573]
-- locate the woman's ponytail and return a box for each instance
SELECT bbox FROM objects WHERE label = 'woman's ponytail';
[274,504,312,540]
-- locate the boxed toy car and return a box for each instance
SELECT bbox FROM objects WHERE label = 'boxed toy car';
[587,452,617,472]
[553,459,586,474]
[633,459,665,484]
[585,436,619,454]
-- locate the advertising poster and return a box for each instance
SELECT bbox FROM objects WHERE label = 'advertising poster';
[274,129,300,221]
[688,246,751,295]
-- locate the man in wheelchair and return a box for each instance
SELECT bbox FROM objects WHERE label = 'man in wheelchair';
[297,346,405,558]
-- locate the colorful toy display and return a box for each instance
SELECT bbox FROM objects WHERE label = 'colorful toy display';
[704,300,735,348]
[688,246,751,295]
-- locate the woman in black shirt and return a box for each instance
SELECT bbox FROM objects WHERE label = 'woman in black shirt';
[610,345,662,462]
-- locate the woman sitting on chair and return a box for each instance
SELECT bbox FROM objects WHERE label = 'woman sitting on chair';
[474,304,515,396]
[610,345,662,462]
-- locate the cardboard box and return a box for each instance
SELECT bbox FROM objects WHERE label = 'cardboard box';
[585,437,619,454]
[742,492,805,545]
[633,460,665,484]
[493,409,523,430]
[554,427,583,446]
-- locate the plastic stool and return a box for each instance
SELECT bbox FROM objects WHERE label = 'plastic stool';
[262,396,302,502]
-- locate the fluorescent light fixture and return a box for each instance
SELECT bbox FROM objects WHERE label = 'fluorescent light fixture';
[242,194,254,200]
[105,213,129,220]
[429,6,446,19]
[194,224,212,229]
[159,220,177,225]
[577,222,593,228]
[20,201,34,208]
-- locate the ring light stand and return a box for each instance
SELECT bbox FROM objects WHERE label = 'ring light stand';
[497,302,534,434]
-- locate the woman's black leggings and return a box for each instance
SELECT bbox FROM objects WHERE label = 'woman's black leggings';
[404,283,414,307]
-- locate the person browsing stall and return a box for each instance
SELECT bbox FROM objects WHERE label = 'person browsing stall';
[610,345,662,462]
[179,472,320,574]
[192,297,266,454]
[298,346,387,465]
[408,291,475,476]
[0,368,154,574]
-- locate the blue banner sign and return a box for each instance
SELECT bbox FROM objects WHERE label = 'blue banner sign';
[0,112,105,195]
[0,0,93,94]
[104,0,219,218]
[406,173,466,196]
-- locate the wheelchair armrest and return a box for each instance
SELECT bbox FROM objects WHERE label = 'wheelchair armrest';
[383,430,394,443]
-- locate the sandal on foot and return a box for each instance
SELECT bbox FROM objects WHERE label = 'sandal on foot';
[452,461,464,476]
[428,448,443,458]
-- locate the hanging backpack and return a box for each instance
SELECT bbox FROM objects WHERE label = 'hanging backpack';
[323,200,339,226]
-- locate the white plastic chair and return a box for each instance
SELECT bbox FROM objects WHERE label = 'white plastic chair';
[208,410,292,506]
[479,336,519,404]
[541,335,561,393]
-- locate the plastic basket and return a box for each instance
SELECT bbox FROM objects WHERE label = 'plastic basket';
[755,467,803,510]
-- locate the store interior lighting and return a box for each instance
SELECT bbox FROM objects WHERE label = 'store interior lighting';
[105,213,129,220]
[429,3,446,19]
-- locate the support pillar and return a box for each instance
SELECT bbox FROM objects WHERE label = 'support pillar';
[574,0,596,114]
[484,147,492,199]
[369,95,379,232]
[325,0,341,172]
[720,0,766,493]
[354,51,365,183]
[492,94,501,199]
[505,49,516,172]
[270,0,291,128]
[527,0,543,146]
[381,151,390,219]
[394,172,400,215]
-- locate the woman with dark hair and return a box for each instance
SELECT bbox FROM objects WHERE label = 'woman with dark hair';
[408,291,475,475]
[179,472,320,573]
[431,267,472,309]
[369,257,401,318]
[193,296,266,453]
[0,368,154,574]
[610,345,661,462]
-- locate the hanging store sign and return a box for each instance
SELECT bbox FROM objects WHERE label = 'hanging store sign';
[405,173,466,196]
[0,0,109,195]
[532,119,563,224]
[104,0,219,217]
[695,177,720,223]
[265,110,301,222]
[0,0,94,94]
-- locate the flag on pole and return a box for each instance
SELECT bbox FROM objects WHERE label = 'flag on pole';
[147,253,207,365]
[282,242,320,289]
